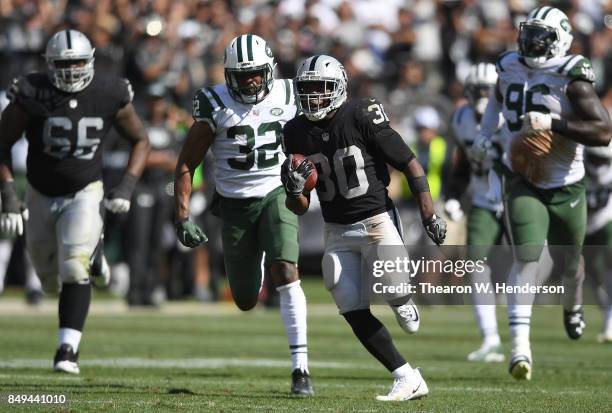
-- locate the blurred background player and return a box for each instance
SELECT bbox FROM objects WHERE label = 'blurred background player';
[282,54,446,401]
[0,29,150,374]
[473,6,611,380]
[445,62,505,362]
[584,142,612,343]
[174,34,312,396]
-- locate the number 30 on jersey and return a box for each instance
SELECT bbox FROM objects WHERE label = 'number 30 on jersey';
[309,145,369,202]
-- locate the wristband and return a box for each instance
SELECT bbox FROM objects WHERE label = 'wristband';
[408,175,430,194]
[551,118,568,135]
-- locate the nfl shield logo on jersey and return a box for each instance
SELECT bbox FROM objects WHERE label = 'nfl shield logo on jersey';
[321,132,329,141]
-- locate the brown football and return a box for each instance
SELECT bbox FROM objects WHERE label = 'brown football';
[291,154,318,193]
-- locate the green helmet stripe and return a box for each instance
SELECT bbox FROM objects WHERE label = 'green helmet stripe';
[283,79,291,105]
[530,7,542,19]
[540,6,554,20]
[206,87,226,109]
[247,34,253,61]
[236,36,243,62]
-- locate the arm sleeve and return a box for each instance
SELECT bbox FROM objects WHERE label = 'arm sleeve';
[356,98,415,170]
[192,89,217,132]
[480,87,502,138]
[371,127,416,171]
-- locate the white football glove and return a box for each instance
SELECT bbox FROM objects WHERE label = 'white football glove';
[0,209,28,237]
[444,199,464,222]
[520,112,552,134]
[104,198,131,214]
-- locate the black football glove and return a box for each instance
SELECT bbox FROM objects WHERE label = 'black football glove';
[176,219,208,248]
[423,214,447,245]
[281,155,314,198]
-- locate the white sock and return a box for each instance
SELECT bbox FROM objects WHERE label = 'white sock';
[277,280,308,372]
[0,240,13,293]
[58,328,83,352]
[391,362,413,379]
[473,305,500,346]
[604,306,612,335]
[507,261,539,355]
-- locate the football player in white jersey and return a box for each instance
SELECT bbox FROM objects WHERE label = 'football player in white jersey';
[473,7,611,380]
[583,143,612,343]
[445,63,506,362]
[174,34,312,395]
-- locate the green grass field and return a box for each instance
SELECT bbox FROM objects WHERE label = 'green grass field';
[0,280,610,412]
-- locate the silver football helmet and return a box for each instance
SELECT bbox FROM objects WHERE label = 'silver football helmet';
[464,62,497,116]
[294,55,347,121]
[518,6,573,68]
[224,34,275,104]
[44,30,95,93]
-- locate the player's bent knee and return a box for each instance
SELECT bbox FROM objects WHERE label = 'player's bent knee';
[60,256,90,284]
[322,252,341,291]
[269,261,298,287]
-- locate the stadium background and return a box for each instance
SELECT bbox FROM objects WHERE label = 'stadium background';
[0,1,611,411]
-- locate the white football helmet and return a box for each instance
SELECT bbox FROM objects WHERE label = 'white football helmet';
[294,55,347,121]
[464,63,497,116]
[44,30,95,93]
[518,6,573,68]
[224,34,275,104]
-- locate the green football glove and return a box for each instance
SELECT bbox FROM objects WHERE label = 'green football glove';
[176,219,208,248]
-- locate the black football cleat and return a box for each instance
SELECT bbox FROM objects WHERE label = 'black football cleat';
[564,307,585,340]
[291,369,314,396]
[53,344,80,374]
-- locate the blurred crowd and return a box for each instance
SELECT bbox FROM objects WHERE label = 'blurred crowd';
[1,0,611,305]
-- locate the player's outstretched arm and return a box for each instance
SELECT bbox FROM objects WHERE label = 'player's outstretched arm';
[107,102,151,214]
[555,80,612,147]
[404,159,447,245]
[174,121,213,247]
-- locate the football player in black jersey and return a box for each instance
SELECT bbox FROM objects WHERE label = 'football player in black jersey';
[281,55,446,401]
[0,30,150,374]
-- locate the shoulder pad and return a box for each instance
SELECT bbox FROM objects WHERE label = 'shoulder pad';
[355,97,391,132]
[192,88,222,130]
[495,51,516,73]
[563,56,595,83]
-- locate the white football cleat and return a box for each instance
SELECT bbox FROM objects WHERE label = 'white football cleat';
[509,351,532,381]
[467,343,505,362]
[597,332,612,344]
[376,368,428,401]
[391,300,420,334]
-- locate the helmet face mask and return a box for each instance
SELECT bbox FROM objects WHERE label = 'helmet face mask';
[224,35,275,104]
[45,30,95,93]
[518,23,558,59]
[294,55,347,121]
[518,7,573,68]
